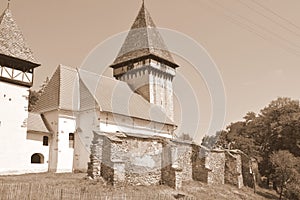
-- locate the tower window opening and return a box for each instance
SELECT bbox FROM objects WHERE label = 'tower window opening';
[69,133,74,148]
[43,136,49,146]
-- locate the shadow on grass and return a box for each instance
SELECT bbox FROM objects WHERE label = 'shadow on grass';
[256,190,278,199]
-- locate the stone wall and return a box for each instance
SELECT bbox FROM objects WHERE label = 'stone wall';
[192,146,210,182]
[92,133,163,186]
[111,136,163,186]
[206,150,226,185]
[224,151,243,188]
[173,141,193,182]
[88,132,245,189]
[87,136,101,178]
[161,141,183,189]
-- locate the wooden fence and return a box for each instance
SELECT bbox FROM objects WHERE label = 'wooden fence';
[0,182,195,200]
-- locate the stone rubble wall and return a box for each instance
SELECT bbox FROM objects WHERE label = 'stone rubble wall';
[192,146,210,182]
[224,151,243,188]
[161,142,183,189]
[111,137,163,186]
[206,150,226,185]
[174,142,193,182]
[88,133,245,189]
[87,134,102,178]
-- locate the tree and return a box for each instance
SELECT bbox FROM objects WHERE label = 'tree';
[270,150,300,200]
[201,131,222,149]
[28,77,49,111]
[178,133,193,141]
[216,97,300,188]
[28,90,39,111]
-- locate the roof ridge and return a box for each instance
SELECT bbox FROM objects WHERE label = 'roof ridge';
[78,68,127,82]
[59,64,77,70]
[0,8,7,22]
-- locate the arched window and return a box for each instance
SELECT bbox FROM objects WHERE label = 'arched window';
[69,133,74,148]
[43,136,49,146]
[31,153,44,164]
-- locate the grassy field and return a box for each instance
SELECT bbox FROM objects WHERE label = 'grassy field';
[0,173,278,200]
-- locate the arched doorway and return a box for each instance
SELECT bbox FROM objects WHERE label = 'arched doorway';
[31,153,44,164]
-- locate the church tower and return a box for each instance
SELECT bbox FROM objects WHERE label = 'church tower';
[110,2,179,121]
[0,7,40,174]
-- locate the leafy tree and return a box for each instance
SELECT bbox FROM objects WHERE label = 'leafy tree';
[28,77,49,112]
[28,90,39,112]
[270,150,300,200]
[178,133,193,141]
[201,131,222,149]
[217,97,300,189]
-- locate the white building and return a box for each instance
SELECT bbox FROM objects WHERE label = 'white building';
[0,2,179,174]
[0,7,51,174]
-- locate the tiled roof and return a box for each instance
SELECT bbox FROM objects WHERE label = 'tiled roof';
[0,8,37,63]
[27,112,50,133]
[89,71,173,125]
[111,2,177,68]
[32,65,79,113]
[33,65,173,125]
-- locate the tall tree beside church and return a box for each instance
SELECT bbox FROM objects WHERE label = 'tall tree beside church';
[216,97,300,187]
[270,150,300,200]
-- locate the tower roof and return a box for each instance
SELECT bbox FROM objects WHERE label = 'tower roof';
[0,8,39,69]
[110,2,178,68]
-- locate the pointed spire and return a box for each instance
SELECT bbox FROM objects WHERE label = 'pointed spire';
[111,2,178,69]
[7,0,10,9]
[0,7,38,65]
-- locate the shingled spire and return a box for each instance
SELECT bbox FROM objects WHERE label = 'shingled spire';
[0,7,39,87]
[110,2,178,68]
[0,7,39,68]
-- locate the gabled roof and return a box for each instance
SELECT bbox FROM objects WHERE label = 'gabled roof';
[0,8,38,65]
[32,65,80,113]
[33,65,174,125]
[110,2,178,68]
[27,112,51,133]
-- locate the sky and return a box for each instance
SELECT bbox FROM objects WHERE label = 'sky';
[2,0,300,143]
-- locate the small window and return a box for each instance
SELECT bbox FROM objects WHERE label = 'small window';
[31,153,44,164]
[69,133,74,148]
[43,136,49,146]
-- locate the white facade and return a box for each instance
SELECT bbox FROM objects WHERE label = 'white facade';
[45,110,76,173]
[0,81,49,174]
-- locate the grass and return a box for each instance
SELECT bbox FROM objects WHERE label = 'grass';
[0,173,278,200]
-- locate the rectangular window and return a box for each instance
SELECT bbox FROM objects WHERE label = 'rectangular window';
[69,133,74,148]
[43,136,49,146]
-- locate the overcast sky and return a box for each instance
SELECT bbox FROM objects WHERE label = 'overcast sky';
[3,0,300,142]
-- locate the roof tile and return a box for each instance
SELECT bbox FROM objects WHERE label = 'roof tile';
[0,8,37,63]
[111,3,176,67]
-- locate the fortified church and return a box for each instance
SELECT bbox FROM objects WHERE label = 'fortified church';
[0,2,246,188]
